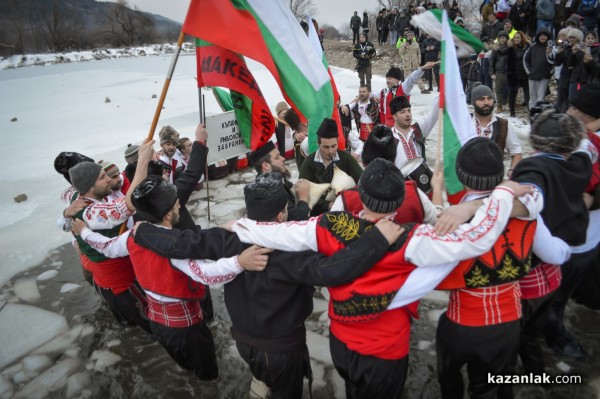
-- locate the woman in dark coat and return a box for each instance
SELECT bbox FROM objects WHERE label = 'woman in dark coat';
[506,31,531,117]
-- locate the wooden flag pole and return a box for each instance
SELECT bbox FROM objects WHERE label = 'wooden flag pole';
[146,31,186,142]
[120,32,186,235]
[199,93,212,222]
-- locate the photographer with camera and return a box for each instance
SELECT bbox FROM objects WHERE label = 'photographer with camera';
[565,29,587,105]
[353,33,376,91]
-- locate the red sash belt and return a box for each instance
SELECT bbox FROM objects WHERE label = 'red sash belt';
[447,282,522,326]
[519,263,562,300]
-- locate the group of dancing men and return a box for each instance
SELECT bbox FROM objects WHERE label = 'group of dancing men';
[53,55,600,399]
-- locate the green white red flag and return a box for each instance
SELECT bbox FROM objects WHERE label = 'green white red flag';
[195,39,274,149]
[439,10,477,204]
[183,0,335,154]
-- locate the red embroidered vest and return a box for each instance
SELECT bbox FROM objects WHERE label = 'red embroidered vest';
[380,87,409,127]
[127,234,206,300]
[340,181,425,224]
[437,218,537,326]
[316,212,419,359]
[86,256,135,294]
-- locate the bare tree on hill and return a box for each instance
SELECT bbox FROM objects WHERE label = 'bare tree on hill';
[106,0,156,46]
[288,0,316,19]
[30,0,82,52]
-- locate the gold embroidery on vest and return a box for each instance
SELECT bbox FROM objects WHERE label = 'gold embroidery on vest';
[498,255,520,280]
[466,266,490,287]
[326,213,368,241]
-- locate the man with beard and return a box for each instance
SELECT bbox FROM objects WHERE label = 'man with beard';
[158,125,185,183]
[470,83,523,175]
[248,141,311,221]
[299,118,363,215]
[343,85,381,142]
[98,160,126,200]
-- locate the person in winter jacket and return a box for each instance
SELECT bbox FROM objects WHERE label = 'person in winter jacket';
[481,0,497,29]
[399,31,429,93]
[509,0,532,32]
[481,13,504,40]
[554,0,580,37]
[577,0,599,34]
[466,55,481,104]
[524,29,554,108]
[361,11,370,41]
[376,10,386,45]
[353,33,377,90]
[491,30,511,111]
[506,31,531,116]
[566,29,587,104]
[422,33,441,92]
[536,0,555,34]
[554,28,574,112]
[583,31,600,87]
[388,7,400,46]
[351,11,361,45]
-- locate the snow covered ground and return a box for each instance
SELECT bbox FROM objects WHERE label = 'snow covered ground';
[0,48,552,398]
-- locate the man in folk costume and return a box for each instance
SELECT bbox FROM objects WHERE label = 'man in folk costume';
[470,83,523,175]
[435,137,570,399]
[229,159,534,398]
[345,85,381,142]
[565,86,600,310]
[389,95,438,170]
[248,141,311,221]
[511,109,595,364]
[331,124,444,225]
[283,108,308,170]
[299,118,363,216]
[129,172,403,399]
[98,160,126,200]
[71,175,270,382]
[68,153,151,333]
[158,125,185,183]
[379,63,436,127]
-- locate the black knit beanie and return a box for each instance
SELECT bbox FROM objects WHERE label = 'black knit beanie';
[69,162,102,194]
[570,85,600,118]
[456,137,504,191]
[131,175,178,223]
[362,125,397,165]
[359,159,405,213]
[244,172,289,221]
[530,109,586,154]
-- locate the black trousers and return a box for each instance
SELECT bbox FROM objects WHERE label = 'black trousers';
[519,292,555,375]
[436,313,520,399]
[545,249,597,347]
[330,332,408,399]
[236,342,310,399]
[508,79,530,116]
[95,282,151,334]
[425,64,440,90]
[352,28,360,44]
[151,320,218,381]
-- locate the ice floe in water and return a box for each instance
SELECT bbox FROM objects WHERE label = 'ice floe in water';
[14,278,41,303]
[37,270,59,281]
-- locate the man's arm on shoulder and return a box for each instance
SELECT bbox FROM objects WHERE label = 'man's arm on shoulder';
[133,223,244,260]
[231,217,319,252]
[78,226,130,258]
[82,199,132,230]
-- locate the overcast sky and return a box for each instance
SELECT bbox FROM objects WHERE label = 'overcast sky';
[100,0,382,31]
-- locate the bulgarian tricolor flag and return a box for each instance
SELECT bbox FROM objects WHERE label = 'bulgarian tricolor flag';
[196,39,274,149]
[183,0,335,154]
[438,10,481,203]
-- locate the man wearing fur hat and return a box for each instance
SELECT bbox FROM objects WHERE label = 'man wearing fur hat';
[248,141,311,221]
[229,159,533,399]
[388,95,439,169]
[470,83,523,174]
[158,125,185,183]
[299,118,363,215]
[129,172,403,398]
[331,124,445,226]
[511,109,594,365]
[71,175,271,382]
[436,137,569,399]
[378,62,437,127]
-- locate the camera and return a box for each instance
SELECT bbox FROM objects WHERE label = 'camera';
[469,53,477,61]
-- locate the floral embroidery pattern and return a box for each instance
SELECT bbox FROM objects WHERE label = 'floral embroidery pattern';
[466,266,490,287]
[498,255,520,280]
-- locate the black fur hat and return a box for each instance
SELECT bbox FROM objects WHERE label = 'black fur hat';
[54,152,95,183]
[244,172,288,221]
[359,159,405,214]
[361,125,397,165]
[316,118,339,139]
[131,175,178,223]
[390,96,411,114]
[386,67,403,81]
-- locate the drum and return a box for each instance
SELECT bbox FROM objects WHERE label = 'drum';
[400,157,433,194]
